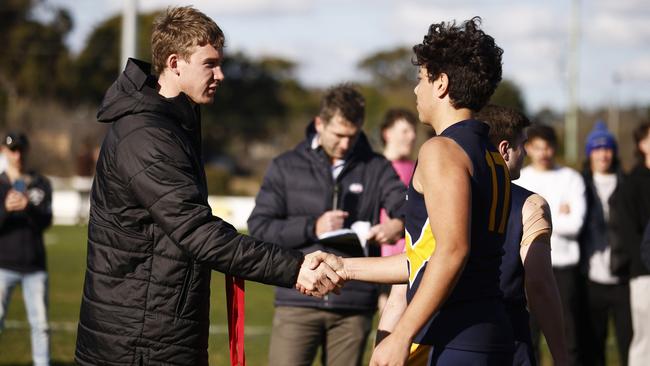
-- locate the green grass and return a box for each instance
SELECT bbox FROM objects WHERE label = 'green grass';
[0,226,370,365]
[0,226,623,365]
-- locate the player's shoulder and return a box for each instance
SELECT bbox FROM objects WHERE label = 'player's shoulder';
[522,193,551,222]
[524,193,549,211]
[418,136,466,163]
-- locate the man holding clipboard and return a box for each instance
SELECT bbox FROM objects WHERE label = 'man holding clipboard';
[248,84,406,366]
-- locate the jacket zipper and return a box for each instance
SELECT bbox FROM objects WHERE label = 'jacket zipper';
[176,262,193,317]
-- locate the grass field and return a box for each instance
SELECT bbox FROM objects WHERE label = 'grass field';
[0,226,622,365]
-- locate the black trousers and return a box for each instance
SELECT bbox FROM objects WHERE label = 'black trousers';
[530,265,591,366]
[585,280,633,366]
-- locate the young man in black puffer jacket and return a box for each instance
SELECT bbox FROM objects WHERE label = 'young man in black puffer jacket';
[75,6,342,366]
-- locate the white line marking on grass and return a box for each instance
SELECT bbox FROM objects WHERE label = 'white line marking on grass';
[4,320,271,336]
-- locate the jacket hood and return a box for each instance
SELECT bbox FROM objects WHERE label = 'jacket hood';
[96,58,199,131]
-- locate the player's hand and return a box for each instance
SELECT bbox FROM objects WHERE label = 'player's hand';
[303,250,349,281]
[5,189,28,212]
[295,252,344,297]
[315,210,349,236]
[367,218,404,245]
[369,332,411,366]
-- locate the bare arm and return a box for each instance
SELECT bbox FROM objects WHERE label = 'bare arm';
[370,138,472,365]
[520,194,569,366]
[375,284,408,345]
[342,253,409,284]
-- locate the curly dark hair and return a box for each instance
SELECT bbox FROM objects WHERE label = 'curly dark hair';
[413,16,503,111]
[319,83,366,126]
[475,104,530,147]
[379,108,418,144]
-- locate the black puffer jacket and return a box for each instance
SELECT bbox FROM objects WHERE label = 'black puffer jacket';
[75,59,304,366]
[248,123,406,311]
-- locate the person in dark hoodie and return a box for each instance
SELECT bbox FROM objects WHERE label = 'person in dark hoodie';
[74,6,344,366]
[0,132,52,366]
[247,84,406,366]
[579,121,632,366]
[612,121,650,366]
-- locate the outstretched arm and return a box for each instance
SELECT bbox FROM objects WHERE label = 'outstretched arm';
[117,127,341,295]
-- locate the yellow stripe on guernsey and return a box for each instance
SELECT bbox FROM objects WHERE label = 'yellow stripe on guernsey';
[408,343,432,365]
[406,218,437,286]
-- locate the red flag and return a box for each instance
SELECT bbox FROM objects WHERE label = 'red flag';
[226,275,246,366]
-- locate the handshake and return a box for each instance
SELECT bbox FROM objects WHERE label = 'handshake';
[295,251,349,297]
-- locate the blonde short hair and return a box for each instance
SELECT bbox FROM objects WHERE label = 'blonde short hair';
[151,6,224,74]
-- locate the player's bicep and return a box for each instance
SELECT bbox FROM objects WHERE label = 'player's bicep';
[418,140,472,255]
[520,194,552,262]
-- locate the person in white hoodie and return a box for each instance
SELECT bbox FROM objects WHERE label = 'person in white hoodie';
[515,124,588,365]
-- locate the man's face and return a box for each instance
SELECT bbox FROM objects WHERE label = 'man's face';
[384,119,416,158]
[414,67,435,124]
[525,137,555,170]
[315,113,360,161]
[1,146,26,170]
[590,147,614,174]
[505,132,527,180]
[177,44,224,105]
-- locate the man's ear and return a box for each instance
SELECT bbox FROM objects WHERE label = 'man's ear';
[434,73,449,98]
[166,54,180,76]
[498,140,510,162]
[315,116,324,133]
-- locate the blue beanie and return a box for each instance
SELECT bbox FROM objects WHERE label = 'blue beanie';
[585,120,617,156]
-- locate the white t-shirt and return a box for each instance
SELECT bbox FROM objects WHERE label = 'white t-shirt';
[514,165,587,267]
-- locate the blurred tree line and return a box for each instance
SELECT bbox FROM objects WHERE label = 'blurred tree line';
[6,1,642,194]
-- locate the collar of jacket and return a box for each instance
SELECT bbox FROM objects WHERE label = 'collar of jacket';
[97,58,200,133]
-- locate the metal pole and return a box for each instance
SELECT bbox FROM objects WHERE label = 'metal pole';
[565,0,580,164]
[121,0,138,71]
[609,73,621,141]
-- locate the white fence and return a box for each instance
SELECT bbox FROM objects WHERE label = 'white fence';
[52,191,256,231]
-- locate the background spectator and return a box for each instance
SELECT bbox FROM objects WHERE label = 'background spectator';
[515,124,589,365]
[377,108,417,313]
[612,121,650,366]
[579,121,632,366]
[0,132,53,366]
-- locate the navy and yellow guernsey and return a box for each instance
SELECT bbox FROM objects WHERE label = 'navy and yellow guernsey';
[405,119,514,353]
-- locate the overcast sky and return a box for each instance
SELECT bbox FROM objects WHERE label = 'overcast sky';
[41,0,650,113]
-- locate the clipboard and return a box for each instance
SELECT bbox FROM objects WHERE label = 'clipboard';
[317,221,371,256]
